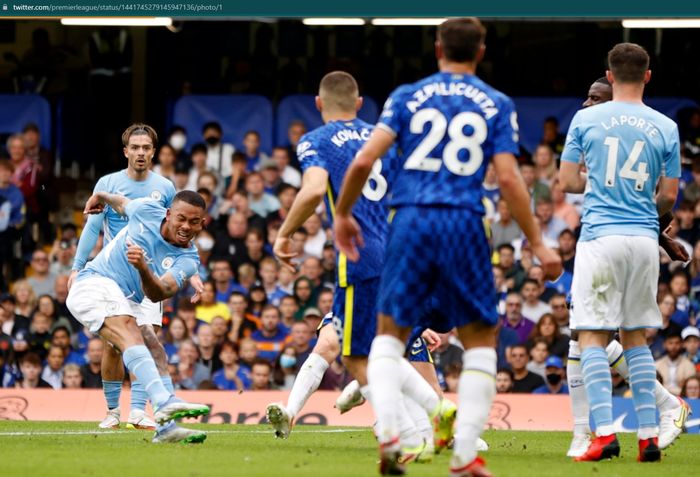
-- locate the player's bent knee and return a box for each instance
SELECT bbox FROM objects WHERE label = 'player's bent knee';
[457,322,498,349]
[101,315,144,352]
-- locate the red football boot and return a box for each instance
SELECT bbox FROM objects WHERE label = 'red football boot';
[574,434,620,462]
[378,437,405,476]
[449,456,493,477]
[637,437,661,463]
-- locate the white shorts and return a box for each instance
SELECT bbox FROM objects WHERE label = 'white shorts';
[137,296,163,328]
[66,276,140,333]
[570,235,661,331]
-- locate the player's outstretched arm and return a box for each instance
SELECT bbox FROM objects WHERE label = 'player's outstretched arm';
[558,161,588,194]
[84,192,131,217]
[126,242,179,302]
[275,167,329,272]
[334,128,394,261]
[492,152,562,279]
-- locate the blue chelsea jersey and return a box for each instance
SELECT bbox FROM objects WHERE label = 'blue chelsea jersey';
[378,71,520,212]
[93,170,176,243]
[79,199,200,303]
[297,118,389,286]
[561,101,681,242]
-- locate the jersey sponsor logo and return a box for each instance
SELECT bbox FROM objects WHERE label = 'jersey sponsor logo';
[297,141,315,161]
[150,190,162,201]
[161,256,174,269]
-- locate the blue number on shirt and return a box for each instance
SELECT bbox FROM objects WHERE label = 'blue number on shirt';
[403,108,488,176]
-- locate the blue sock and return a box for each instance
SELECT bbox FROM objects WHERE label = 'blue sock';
[581,346,614,436]
[122,345,171,408]
[103,380,122,410]
[130,379,148,412]
[624,346,659,437]
[161,375,175,394]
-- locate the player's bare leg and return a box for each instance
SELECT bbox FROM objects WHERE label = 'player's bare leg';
[449,322,496,477]
[267,324,339,439]
[99,338,125,429]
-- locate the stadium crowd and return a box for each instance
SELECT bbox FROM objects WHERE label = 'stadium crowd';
[1,111,700,400]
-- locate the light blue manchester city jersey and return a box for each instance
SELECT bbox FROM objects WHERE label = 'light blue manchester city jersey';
[78,199,200,303]
[561,101,681,242]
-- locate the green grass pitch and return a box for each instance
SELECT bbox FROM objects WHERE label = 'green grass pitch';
[1,421,698,477]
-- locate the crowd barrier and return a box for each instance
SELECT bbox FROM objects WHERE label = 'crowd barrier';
[1,389,697,433]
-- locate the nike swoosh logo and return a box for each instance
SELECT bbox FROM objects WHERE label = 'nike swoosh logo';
[410,348,423,356]
[674,403,689,429]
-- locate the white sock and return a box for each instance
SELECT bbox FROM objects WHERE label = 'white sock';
[567,340,590,435]
[367,335,405,448]
[606,339,629,378]
[655,381,679,413]
[397,397,422,449]
[404,395,433,445]
[398,358,440,415]
[286,353,329,417]
[452,347,497,467]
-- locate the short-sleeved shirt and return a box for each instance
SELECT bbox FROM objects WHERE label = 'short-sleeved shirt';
[92,170,176,243]
[297,118,389,286]
[212,366,252,390]
[78,198,200,304]
[377,71,519,212]
[561,101,681,242]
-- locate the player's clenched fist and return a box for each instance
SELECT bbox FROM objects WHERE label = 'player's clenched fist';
[532,244,563,281]
[126,242,148,271]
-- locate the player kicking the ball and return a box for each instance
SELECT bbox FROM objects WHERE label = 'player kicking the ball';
[67,190,210,444]
[560,43,681,463]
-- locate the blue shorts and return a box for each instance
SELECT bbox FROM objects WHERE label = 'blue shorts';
[407,327,432,363]
[331,277,380,357]
[377,206,497,330]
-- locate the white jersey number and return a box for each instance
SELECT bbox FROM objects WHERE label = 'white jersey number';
[604,136,649,191]
[362,159,388,202]
[404,108,487,176]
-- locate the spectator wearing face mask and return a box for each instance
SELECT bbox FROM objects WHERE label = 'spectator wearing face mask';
[202,122,235,179]
[532,356,569,394]
[168,126,191,170]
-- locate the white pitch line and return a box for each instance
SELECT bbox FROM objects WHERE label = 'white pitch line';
[0,428,364,437]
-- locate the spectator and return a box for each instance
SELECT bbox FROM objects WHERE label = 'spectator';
[229,190,267,234]
[293,277,315,320]
[272,146,301,188]
[278,262,296,295]
[243,229,270,271]
[656,333,696,395]
[210,259,239,303]
[167,126,189,169]
[526,338,549,378]
[259,158,284,195]
[210,316,230,346]
[246,172,280,218]
[288,320,313,365]
[173,162,190,192]
[491,199,522,249]
[302,214,326,259]
[211,341,251,390]
[15,352,51,388]
[242,130,269,172]
[22,123,53,198]
[302,307,323,337]
[212,212,248,262]
[320,242,336,285]
[41,344,64,389]
[186,143,215,192]
[541,116,565,157]
[176,299,198,336]
[508,344,545,393]
[535,196,568,243]
[681,375,700,399]
[51,325,82,365]
[520,279,552,323]
[153,143,177,182]
[227,291,260,341]
[519,161,550,212]
[260,257,288,307]
[683,157,700,203]
[527,313,569,358]
[290,228,310,266]
[26,311,51,359]
[443,362,462,393]
[80,338,103,388]
[501,292,534,345]
[177,339,211,390]
[273,346,298,390]
[658,293,683,340]
[163,316,190,358]
[496,368,514,393]
[250,358,273,390]
[675,200,700,246]
[0,292,29,337]
[202,121,235,179]
[482,162,500,209]
[0,159,25,290]
[238,338,258,370]
[551,179,580,231]
[248,285,268,317]
[533,356,569,394]
[12,279,36,319]
[265,184,297,225]
[195,281,231,324]
[48,240,75,280]
[0,329,18,387]
[682,326,700,371]
[7,135,39,229]
[549,294,570,336]
[196,323,222,375]
[61,363,82,389]
[27,250,57,298]
[223,151,248,199]
[534,143,558,187]
[497,243,525,291]
[285,120,306,170]
[279,295,299,329]
[251,305,291,363]
[669,271,693,328]
[301,256,329,300]
[558,229,577,274]
[317,288,334,317]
